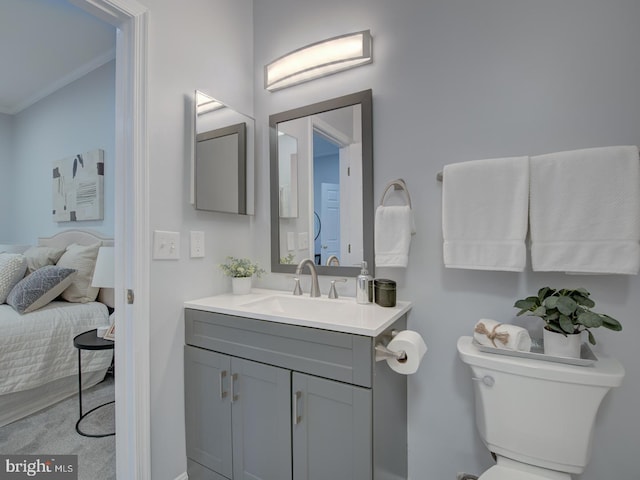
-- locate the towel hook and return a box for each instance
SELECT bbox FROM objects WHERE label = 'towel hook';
[380,178,412,208]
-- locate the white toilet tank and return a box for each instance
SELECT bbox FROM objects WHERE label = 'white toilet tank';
[457,336,624,474]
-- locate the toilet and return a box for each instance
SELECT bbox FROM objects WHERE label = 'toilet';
[456,336,624,479]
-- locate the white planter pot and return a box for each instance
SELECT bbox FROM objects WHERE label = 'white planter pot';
[543,328,582,358]
[231,276,252,295]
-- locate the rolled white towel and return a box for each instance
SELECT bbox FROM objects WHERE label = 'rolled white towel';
[473,319,532,352]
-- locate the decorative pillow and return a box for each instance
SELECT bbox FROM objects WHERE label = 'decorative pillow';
[56,242,101,303]
[23,246,66,275]
[0,254,28,303]
[6,266,77,314]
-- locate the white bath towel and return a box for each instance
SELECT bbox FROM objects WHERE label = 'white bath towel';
[442,156,529,271]
[375,205,412,268]
[530,145,640,274]
[473,319,532,352]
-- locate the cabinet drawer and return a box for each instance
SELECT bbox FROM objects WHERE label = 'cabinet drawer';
[186,309,373,388]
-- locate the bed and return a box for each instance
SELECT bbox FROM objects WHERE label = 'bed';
[0,229,114,427]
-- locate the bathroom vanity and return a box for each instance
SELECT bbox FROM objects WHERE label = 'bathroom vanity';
[184,290,412,480]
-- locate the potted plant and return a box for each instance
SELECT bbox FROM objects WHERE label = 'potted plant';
[514,287,622,358]
[219,256,265,294]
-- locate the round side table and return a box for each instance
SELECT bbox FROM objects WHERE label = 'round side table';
[73,329,115,437]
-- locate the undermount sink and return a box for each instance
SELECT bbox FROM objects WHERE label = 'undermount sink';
[238,294,362,322]
[184,288,413,336]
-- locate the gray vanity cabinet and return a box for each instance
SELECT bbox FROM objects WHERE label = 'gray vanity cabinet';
[184,308,407,480]
[185,345,292,480]
[184,346,233,478]
[292,372,372,480]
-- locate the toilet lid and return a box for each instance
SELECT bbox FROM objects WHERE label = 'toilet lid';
[479,465,553,480]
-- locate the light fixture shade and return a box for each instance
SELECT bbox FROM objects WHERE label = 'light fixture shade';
[92,246,114,288]
[196,91,225,116]
[265,30,372,91]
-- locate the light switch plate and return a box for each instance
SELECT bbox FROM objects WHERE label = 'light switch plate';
[153,230,180,260]
[190,231,205,258]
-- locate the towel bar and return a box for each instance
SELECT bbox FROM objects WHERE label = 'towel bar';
[380,178,412,207]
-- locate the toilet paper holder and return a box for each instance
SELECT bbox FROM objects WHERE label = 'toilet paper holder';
[374,330,407,362]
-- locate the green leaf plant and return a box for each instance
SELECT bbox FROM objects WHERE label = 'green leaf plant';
[514,287,622,345]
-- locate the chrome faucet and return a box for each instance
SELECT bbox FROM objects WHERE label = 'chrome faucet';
[294,258,321,297]
[325,255,340,266]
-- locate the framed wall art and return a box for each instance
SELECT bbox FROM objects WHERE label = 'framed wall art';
[52,149,104,222]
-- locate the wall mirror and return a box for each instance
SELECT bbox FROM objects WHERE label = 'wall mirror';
[193,90,255,215]
[270,89,373,276]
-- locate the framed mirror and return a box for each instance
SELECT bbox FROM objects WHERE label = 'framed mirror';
[193,90,255,215]
[270,89,373,276]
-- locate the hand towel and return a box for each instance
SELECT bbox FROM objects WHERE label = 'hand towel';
[442,156,529,271]
[530,145,640,274]
[473,319,532,352]
[375,205,412,267]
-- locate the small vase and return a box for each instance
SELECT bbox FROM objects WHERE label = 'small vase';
[231,276,252,295]
[543,328,582,358]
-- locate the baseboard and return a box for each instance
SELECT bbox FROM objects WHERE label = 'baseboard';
[174,473,188,480]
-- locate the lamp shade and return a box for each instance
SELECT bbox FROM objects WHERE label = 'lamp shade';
[91,246,114,288]
[265,30,372,91]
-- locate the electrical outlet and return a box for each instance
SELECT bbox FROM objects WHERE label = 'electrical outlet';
[287,232,296,251]
[153,230,180,260]
[190,231,205,258]
[298,232,309,250]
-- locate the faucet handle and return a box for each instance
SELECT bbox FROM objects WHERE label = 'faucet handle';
[292,277,303,296]
[328,278,348,299]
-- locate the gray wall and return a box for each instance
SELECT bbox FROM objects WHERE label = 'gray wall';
[10,60,115,243]
[0,113,13,239]
[253,1,640,478]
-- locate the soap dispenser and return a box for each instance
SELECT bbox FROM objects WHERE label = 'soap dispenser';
[356,261,373,304]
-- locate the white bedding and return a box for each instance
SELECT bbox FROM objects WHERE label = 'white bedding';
[0,301,112,395]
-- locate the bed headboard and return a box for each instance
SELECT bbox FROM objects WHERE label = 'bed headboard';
[38,229,114,248]
[38,229,115,308]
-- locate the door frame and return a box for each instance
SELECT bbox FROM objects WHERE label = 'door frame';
[70,0,150,478]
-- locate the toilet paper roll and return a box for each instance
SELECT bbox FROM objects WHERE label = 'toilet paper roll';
[385,330,427,375]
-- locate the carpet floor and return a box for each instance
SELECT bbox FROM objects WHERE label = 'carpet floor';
[0,375,115,480]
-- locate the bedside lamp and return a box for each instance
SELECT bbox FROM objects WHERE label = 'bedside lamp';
[92,246,115,313]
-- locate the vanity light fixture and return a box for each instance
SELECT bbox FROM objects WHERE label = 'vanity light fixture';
[196,91,225,115]
[264,30,372,91]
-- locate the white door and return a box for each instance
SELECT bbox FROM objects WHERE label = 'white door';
[320,183,340,264]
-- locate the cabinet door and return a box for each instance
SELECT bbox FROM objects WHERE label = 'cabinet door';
[292,372,372,480]
[231,357,292,480]
[185,346,233,479]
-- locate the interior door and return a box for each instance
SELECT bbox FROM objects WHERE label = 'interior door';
[320,183,340,265]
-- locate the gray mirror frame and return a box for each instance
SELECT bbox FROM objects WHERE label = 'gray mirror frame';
[269,89,373,277]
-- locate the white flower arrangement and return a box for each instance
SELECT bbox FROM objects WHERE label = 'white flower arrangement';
[219,256,265,278]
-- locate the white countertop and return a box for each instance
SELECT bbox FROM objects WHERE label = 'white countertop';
[184,288,412,337]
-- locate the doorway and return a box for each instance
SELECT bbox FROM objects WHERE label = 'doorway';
[72,1,150,478]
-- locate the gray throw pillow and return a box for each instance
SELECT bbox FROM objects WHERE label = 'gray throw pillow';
[7,265,77,314]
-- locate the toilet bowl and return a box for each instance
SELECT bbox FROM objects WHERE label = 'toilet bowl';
[457,336,624,479]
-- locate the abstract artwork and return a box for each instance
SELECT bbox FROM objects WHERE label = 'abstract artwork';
[52,149,104,222]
